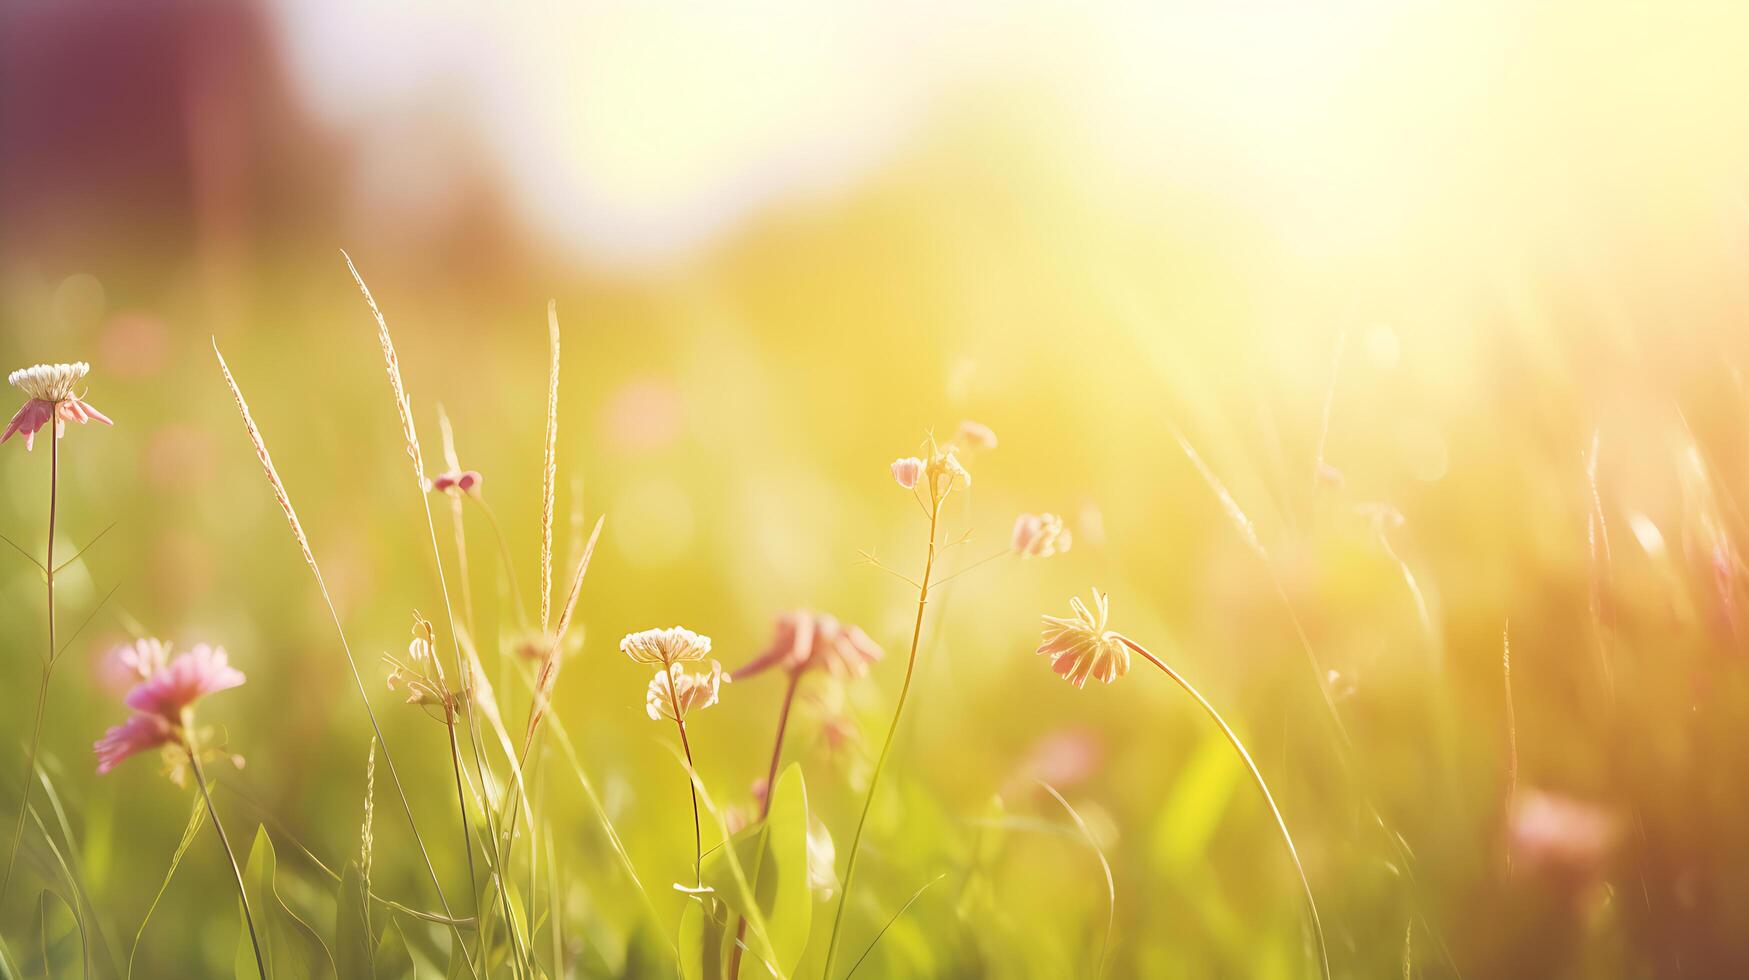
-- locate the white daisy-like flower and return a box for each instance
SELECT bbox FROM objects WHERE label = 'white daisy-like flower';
[645,660,728,721]
[1037,590,1130,688]
[3,361,113,451]
[620,625,713,666]
[9,362,89,402]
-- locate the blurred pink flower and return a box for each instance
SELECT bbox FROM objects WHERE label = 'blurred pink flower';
[1037,590,1130,688]
[113,638,172,682]
[428,469,482,495]
[94,713,175,774]
[890,456,924,490]
[123,645,246,721]
[1509,790,1619,883]
[734,610,884,681]
[1,362,113,450]
[96,642,245,775]
[1018,728,1104,788]
[954,420,998,451]
[646,660,728,721]
[1012,512,1073,559]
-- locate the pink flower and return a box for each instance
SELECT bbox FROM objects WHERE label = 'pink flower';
[1,362,113,451]
[111,638,172,682]
[1012,512,1073,559]
[735,610,884,681]
[94,713,175,774]
[429,469,482,495]
[124,645,246,721]
[890,456,924,490]
[1037,590,1130,688]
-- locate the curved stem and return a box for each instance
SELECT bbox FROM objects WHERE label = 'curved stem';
[728,670,801,979]
[822,496,942,980]
[666,675,703,888]
[2,435,57,906]
[192,750,267,980]
[1114,634,1329,980]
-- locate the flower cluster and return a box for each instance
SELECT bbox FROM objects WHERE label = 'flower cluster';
[620,625,712,667]
[384,614,453,710]
[890,422,991,501]
[623,626,726,723]
[94,643,244,773]
[645,660,729,722]
[2,362,113,451]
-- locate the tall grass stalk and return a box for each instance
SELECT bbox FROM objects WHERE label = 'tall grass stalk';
[822,492,943,980]
[213,341,478,978]
[342,252,530,976]
[1,433,60,906]
[1114,633,1330,980]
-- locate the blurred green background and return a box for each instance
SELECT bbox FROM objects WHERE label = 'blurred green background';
[5,1,1749,976]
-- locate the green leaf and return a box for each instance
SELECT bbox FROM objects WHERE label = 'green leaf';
[35,890,81,978]
[335,861,374,980]
[129,797,206,979]
[677,898,730,980]
[701,764,811,976]
[234,826,339,980]
[372,918,412,979]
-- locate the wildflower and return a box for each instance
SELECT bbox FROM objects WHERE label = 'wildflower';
[620,625,712,667]
[890,456,924,490]
[91,634,262,975]
[94,643,245,772]
[94,713,175,774]
[123,645,246,721]
[926,448,971,496]
[428,469,482,495]
[1037,590,1130,688]
[646,661,729,722]
[954,420,998,452]
[113,637,172,681]
[1,362,113,450]
[1012,512,1073,559]
[383,614,451,709]
[735,610,884,681]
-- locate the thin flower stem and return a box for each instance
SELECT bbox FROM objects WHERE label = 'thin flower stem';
[444,705,481,955]
[1114,633,1330,980]
[191,749,266,980]
[822,495,943,980]
[2,434,58,906]
[728,670,802,979]
[666,676,704,888]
